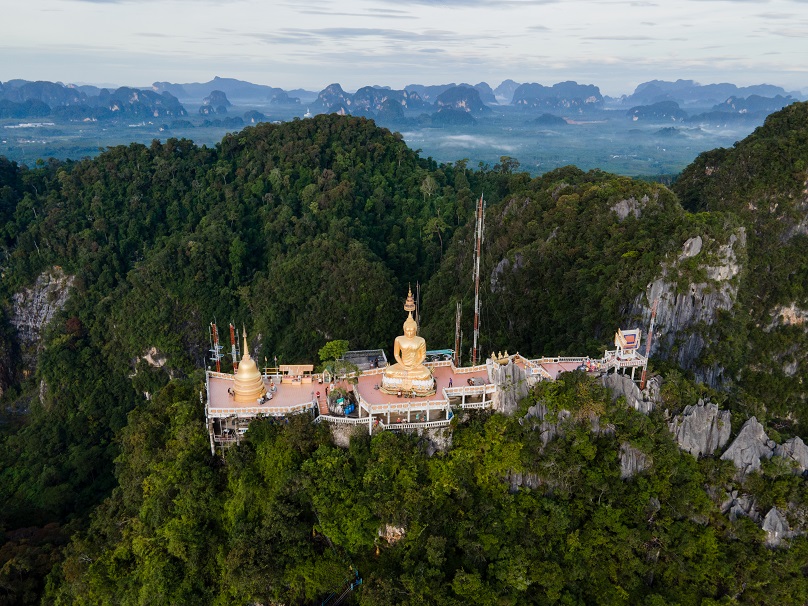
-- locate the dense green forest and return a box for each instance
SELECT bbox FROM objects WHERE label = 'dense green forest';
[0,109,807,604]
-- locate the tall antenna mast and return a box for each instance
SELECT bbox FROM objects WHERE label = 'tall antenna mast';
[472,193,484,366]
[416,281,421,334]
[454,301,462,367]
[229,323,240,372]
[209,322,222,372]
[640,298,659,389]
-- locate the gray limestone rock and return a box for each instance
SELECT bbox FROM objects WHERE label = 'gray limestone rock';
[774,437,808,474]
[680,236,703,258]
[507,470,542,492]
[720,417,775,475]
[522,400,570,447]
[668,399,731,458]
[620,442,652,479]
[489,358,529,415]
[631,228,746,386]
[10,267,74,369]
[601,372,658,414]
[611,195,648,221]
[720,490,761,523]
[762,507,791,547]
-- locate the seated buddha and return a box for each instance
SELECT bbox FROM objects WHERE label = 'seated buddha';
[381,289,435,396]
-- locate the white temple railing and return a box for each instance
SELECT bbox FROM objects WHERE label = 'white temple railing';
[383,419,451,431]
[315,415,368,426]
[208,402,315,417]
[460,401,491,409]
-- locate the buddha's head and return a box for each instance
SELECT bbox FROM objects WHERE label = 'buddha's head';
[403,313,417,338]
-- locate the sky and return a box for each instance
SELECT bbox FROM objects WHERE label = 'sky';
[2,0,807,97]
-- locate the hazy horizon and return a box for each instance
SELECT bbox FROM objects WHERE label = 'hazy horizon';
[3,0,807,98]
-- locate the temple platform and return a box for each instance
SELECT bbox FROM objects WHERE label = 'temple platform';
[206,345,648,451]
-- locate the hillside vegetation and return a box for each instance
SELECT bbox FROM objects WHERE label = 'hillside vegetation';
[0,108,806,604]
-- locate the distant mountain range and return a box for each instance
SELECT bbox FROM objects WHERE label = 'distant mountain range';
[620,79,800,108]
[1,76,804,125]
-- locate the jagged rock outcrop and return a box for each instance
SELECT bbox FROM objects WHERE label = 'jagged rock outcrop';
[620,442,652,479]
[720,417,775,475]
[668,399,731,457]
[762,507,791,547]
[611,195,648,221]
[507,470,542,492]
[632,228,746,386]
[774,437,808,474]
[601,372,660,414]
[720,490,761,522]
[142,346,167,368]
[522,400,570,447]
[10,267,74,368]
[378,524,406,545]
[489,358,529,414]
[767,303,808,331]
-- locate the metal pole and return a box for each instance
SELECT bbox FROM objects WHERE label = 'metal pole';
[210,322,221,373]
[454,302,462,367]
[640,298,659,389]
[472,193,484,365]
[416,281,421,334]
[229,323,238,372]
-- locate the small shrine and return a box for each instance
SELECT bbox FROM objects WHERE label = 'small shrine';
[380,288,436,396]
[614,328,641,358]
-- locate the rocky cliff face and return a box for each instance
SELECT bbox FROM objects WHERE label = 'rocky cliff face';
[773,437,808,474]
[488,358,530,414]
[762,507,792,547]
[620,442,652,479]
[601,373,659,414]
[720,417,776,475]
[720,490,761,523]
[0,326,14,399]
[632,228,746,386]
[668,399,731,458]
[521,400,570,449]
[9,267,74,370]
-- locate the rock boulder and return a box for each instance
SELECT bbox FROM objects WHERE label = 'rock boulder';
[489,358,529,415]
[522,400,570,448]
[762,507,791,547]
[620,442,652,479]
[720,490,761,523]
[720,417,775,475]
[669,399,731,457]
[602,372,659,414]
[773,436,808,474]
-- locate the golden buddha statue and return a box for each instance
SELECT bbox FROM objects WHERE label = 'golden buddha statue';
[381,288,436,396]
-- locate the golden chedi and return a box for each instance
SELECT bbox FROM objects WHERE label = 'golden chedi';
[381,288,436,396]
[233,331,267,404]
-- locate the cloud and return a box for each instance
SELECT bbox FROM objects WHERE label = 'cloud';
[375,0,561,6]
[583,35,655,40]
[770,27,808,37]
[297,8,415,19]
[526,25,551,32]
[755,11,795,18]
[248,27,469,47]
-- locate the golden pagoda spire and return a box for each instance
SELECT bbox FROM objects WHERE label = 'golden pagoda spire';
[233,327,266,404]
[404,285,416,314]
